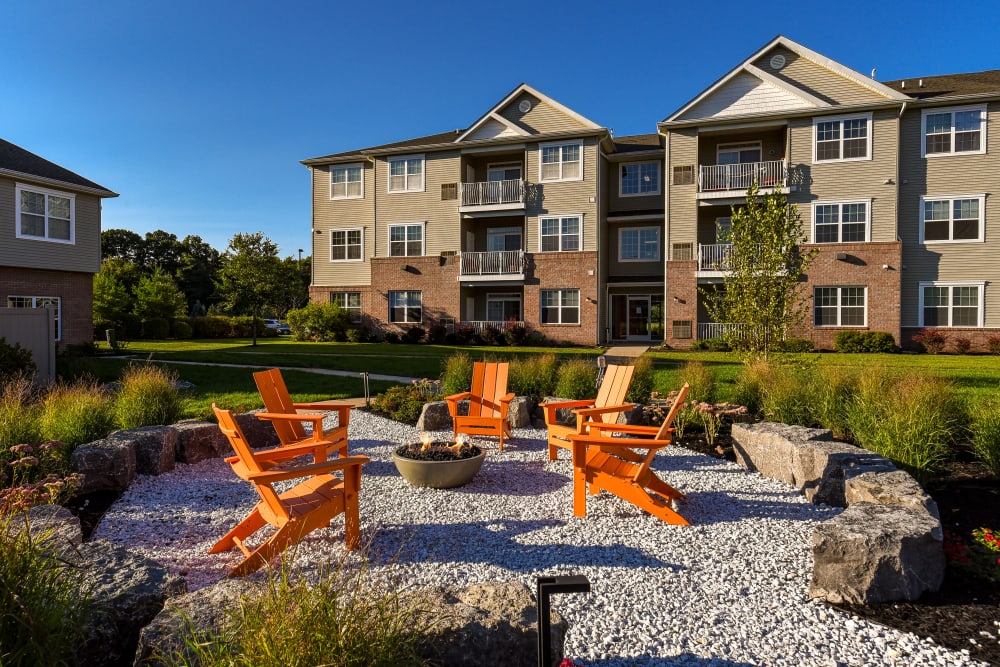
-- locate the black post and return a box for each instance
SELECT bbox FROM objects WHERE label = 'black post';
[537,575,590,667]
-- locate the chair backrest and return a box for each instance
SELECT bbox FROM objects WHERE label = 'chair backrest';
[467,362,510,418]
[592,364,635,425]
[653,383,691,441]
[253,368,308,444]
[213,403,288,521]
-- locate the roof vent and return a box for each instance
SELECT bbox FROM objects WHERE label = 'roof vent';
[919,79,924,87]
[901,80,906,89]
[769,54,786,70]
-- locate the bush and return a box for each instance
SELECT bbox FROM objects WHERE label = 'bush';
[39,381,115,448]
[114,364,181,429]
[677,360,716,404]
[806,365,858,439]
[508,354,559,402]
[171,320,193,339]
[286,303,350,342]
[691,338,731,352]
[987,335,1000,355]
[346,326,374,343]
[368,385,427,425]
[554,359,598,400]
[478,325,504,346]
[952,336,972,354]
[0,375,41,453]
[912,328,949,354]
[190,315,233,339]
[0,337,37,380]
[625,356,654,404]
[425,324,447,344]
[835,330,897,353]
[778,337,813,353]
[444,324,475,346]
[140,318,170,340]
[383,332,401,344]
[504,324,528,346]
[969,396,1000,476]
[440,353,473,397]
[402,326,425,345]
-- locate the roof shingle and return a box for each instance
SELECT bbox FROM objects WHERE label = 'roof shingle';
[883,70,1000,99]
[0,138,115,195]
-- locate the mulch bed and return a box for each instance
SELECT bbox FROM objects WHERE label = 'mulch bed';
[680,429,1000,665]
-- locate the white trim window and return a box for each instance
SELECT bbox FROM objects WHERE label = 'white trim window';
[539,140,583,182]
[539,215,581,252]
[922,105,987,157]
[330,291,362,323]
[619,227,660,262]
[387,154,424,192]
[540,289,579,324]
[620,161,660,196]
[814,287,866,327]
[486,293,522,322]
[920,195,985,243]
[16,184,75,243]
[388,290,422,323]
[7,295,61,340]
[330,163,363,199]
[812,200,871,243]
[919,282,984,327]
[388,223,424,257]
[330,228,363,261]
[813,113,872,162]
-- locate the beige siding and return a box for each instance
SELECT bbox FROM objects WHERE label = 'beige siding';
[311,162,375,287]
[665,129,699,251]
[753,46,889,106]
[606,158,665,214]
[525,138,599,252]
[786,109,899,243]
[499,94,591,135]
[898,102,1000,326]
[682,71,813,120]
[0,177,101,273]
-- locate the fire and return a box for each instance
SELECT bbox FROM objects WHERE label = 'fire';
[419,432,433,453]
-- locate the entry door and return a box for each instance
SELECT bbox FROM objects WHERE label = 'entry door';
[627,296,650,340]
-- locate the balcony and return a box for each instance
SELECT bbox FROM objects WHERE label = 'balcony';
[459,320,525,335]
[458,250,525,282]
[698,243,733,273]
[459,179,526,213]
[697,160,787,200]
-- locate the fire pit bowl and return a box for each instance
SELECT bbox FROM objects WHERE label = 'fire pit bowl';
[393,434,486,489]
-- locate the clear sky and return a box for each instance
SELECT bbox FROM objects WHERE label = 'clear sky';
[3,0,998,259]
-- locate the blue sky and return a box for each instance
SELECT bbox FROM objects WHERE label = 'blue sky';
[3,0,998,258]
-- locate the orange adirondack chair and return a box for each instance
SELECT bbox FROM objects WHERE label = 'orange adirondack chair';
[566,383,691,526]
[210,404,369,577]
[253,368,350,458]
[444,362,515,451]
[539,364,635,462]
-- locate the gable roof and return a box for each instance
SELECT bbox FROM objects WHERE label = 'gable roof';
[0,138,117,197]
[613,134,662,153]
[303,130,465,164]
[663,35,909,123]
[883,69,1000,100]
[455,83,602,142]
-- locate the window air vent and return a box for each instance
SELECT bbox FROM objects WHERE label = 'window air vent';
[672,320,693,339]
[441,183,458,200]
[673,165,694,185]
[672,243,693,261]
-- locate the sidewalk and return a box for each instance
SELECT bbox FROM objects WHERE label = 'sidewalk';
[131,358,419,384]
[603,343,650,364]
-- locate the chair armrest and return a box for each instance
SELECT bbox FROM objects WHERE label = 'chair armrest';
[247,455,370,483]
[253,436,347,462]
[585,422,662,437]
[256,412,328,441]
[444,392,472,403]
[566,432,672,451]
[292,402,352,427]
[539,399,594,425]
[572,403,635,418]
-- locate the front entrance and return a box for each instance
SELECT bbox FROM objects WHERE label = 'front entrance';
[611,294,661,341]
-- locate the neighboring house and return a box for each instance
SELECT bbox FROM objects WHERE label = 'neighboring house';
[305,37,1000,349]
[0,138,118,346]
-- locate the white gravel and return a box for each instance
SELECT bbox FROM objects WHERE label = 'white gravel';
[94,410,984,666]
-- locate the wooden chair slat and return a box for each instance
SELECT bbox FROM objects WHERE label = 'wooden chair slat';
[542,364,636,461]
[444,362,514,452]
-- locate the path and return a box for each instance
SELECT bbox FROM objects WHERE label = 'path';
[127,357,420,384]
[602,343,650,364]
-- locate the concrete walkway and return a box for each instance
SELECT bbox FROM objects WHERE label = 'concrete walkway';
[603,343,651,364]
[129,357,420,384]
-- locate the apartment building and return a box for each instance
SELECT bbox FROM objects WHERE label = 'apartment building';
[306,37,1000,350]
[302,84,664,347]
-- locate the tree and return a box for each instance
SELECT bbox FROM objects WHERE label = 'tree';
[215,232,282,345]
[702,182,817,361]
[134,267,188,321]
[93,261,134,326]
[176,235,222,313]
[273,255,311,317]
[102,228,144,263]
[139,230,185,275]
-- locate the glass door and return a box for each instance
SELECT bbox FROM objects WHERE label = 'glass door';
[627,296,650,340]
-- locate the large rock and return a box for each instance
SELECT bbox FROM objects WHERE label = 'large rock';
[417,400,453,431]
[69,540,187,667]
[507,396,534,428]
[71,435,137,494]
[173,420,230,463]
[110,426,177,476]
[11,504,82,557]
[810,502,945,604]
[540,397,579,427]
[415,581,566,666]
[844,469,940,519]
[234,411,281,449]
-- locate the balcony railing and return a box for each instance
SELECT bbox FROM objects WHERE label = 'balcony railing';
[460,179,525,207]
[698,160,786,193]
[460,320,524,334]
[459,250,525,277]
[698,243,733,271]
[698,322,747,340]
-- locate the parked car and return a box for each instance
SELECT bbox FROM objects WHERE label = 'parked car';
[263,319,291,335]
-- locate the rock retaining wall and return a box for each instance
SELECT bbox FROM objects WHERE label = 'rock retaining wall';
[731,422,945,604]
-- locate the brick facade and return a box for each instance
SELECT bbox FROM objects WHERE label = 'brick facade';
[527,251,599,346]
[0,267,94,345]
[664,259,699,348]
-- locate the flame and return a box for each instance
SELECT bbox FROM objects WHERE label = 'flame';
[419,432,432,453]
[455,433,466,447]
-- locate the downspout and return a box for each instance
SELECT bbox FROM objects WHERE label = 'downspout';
[895,101,908,344]
[662,130,670,342]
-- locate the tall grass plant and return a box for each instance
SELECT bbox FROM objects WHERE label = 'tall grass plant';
[554,358,598,400]
[114,364,181,429]
[969,396,1000,475]
[0,374,41,452]
[508,353,559,401]
[40,381,116,447]
[677,360,716,404]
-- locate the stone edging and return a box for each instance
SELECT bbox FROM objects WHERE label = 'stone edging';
[731,422,945,604]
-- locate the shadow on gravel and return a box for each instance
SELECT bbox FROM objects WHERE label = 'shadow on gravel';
[582,657,756,666]
[680,490,839,526]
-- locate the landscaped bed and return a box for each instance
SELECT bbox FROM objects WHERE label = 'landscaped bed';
[91,410,988,666]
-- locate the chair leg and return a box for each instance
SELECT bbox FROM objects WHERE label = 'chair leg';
[210,507,266,554]
[227,520,306,578]
[548,443,559,461]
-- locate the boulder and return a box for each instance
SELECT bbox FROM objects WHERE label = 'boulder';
[844,469,940,519]
[234,411,281,449]
[540,397,578,427]
[415,581,566,666]
[417,400,453,431]
[71,436,137,494]
[110,426,177,476]
[173,420,229,463]
[507,396,534,428]
[70,540,187,667]
[12,504,82,557]
[810,502,945,604]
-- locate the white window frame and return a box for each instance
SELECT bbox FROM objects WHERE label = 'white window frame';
[7,295,62,340]
[486,293,522,322]
[388,290,422,323]
[618,227,660,262]
[538,140,583,182]
[810,199,872,243]
[919,194,986,244]
[918,281,985,327]
[330,291,362,323]
[387,154,425,193]
[538,214,582,252]
[329,227,364,262]
[921,104,987,158]
[716,141,762,164]
[330,163,364,200]
[388,222,425,257]
[15,183,76,244]
[619,161,661,197]
[813,286,867,327]
[540,288,580,325]
[487,162,522,182]
[812,113,873,163]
